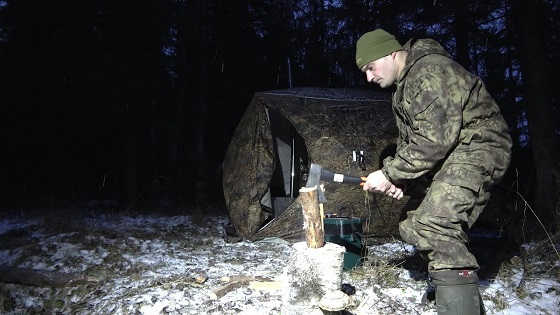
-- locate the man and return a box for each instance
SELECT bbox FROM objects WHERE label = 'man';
[356,29,512,314]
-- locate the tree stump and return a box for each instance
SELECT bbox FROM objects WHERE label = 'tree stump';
[281,186,346,313]
[281,242,346,314]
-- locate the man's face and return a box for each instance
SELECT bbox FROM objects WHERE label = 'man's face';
[362,54,396,88]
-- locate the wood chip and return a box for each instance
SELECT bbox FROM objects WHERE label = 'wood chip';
[194,273,208,284]
[319,290,350,311]
[248,280,283,291]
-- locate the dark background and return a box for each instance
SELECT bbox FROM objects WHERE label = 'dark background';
[2,0,559,239]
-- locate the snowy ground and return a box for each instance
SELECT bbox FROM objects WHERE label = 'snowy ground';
[0,209,559,314]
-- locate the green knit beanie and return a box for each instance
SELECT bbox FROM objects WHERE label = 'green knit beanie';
[355,29,402,70]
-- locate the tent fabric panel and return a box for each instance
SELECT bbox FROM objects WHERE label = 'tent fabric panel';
[222,99,274,238]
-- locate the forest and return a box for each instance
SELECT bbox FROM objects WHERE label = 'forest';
[2,0,559,240]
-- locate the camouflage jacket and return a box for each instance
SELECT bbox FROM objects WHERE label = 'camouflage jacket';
[382,39,512,192]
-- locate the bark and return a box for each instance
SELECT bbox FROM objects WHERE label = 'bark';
[298,186,325,248]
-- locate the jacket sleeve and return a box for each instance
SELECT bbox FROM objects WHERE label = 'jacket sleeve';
[382,71,463,184]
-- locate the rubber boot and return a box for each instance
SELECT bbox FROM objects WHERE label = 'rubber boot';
[421,276,436,305]
[430,269,484,315]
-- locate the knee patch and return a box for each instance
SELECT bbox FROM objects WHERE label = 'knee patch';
[399,218,418,245]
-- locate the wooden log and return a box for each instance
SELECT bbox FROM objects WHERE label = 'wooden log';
[298,186,324,248]
[0,267,100,287]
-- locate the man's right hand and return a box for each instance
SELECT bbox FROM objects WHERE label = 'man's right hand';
[363,170,404,200]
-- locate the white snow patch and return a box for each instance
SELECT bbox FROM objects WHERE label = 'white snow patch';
[0,212,558,314]
[0,217,39,235]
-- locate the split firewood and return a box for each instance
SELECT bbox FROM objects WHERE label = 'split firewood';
[298,186,325,248]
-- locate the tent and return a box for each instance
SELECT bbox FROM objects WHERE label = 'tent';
[223,87,420,240]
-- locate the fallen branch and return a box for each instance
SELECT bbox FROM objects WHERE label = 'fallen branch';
[0,267,101,287]
[210,275,278,299]
[514,190,560,262]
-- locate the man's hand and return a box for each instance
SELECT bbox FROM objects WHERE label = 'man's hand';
[362,170,404,200]
[362,170,391,193]
[387,184,404,200]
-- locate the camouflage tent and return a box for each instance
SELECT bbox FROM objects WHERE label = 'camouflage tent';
[223,87,421,240]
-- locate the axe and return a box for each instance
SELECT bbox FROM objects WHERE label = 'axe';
[305,163,366,203]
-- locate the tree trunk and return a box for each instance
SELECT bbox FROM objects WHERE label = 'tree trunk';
[306,0,327,86]
[125,105,138,210]
[218,0,250,102]
[511,0,559,235]
[453,0,471,71]
[192,0,210,217]
[173,5,188,207]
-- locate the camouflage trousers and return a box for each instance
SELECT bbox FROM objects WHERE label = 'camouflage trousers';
[399,180,492,270]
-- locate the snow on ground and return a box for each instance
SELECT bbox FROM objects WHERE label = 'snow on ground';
[0,210,559,314]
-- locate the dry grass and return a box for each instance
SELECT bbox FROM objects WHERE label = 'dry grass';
[348,256,402,288]
[486,290,509,311]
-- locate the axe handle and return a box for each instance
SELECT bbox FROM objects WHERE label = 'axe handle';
[317,164,367,185]
[343,175,367,185]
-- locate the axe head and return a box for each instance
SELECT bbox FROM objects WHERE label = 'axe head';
[305,163,327,203]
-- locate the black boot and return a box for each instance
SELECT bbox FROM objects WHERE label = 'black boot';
[430,269,484,315]
[421,274,436,305]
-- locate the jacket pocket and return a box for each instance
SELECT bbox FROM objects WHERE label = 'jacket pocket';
[459,129,483,145]
[433,164,488,193]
